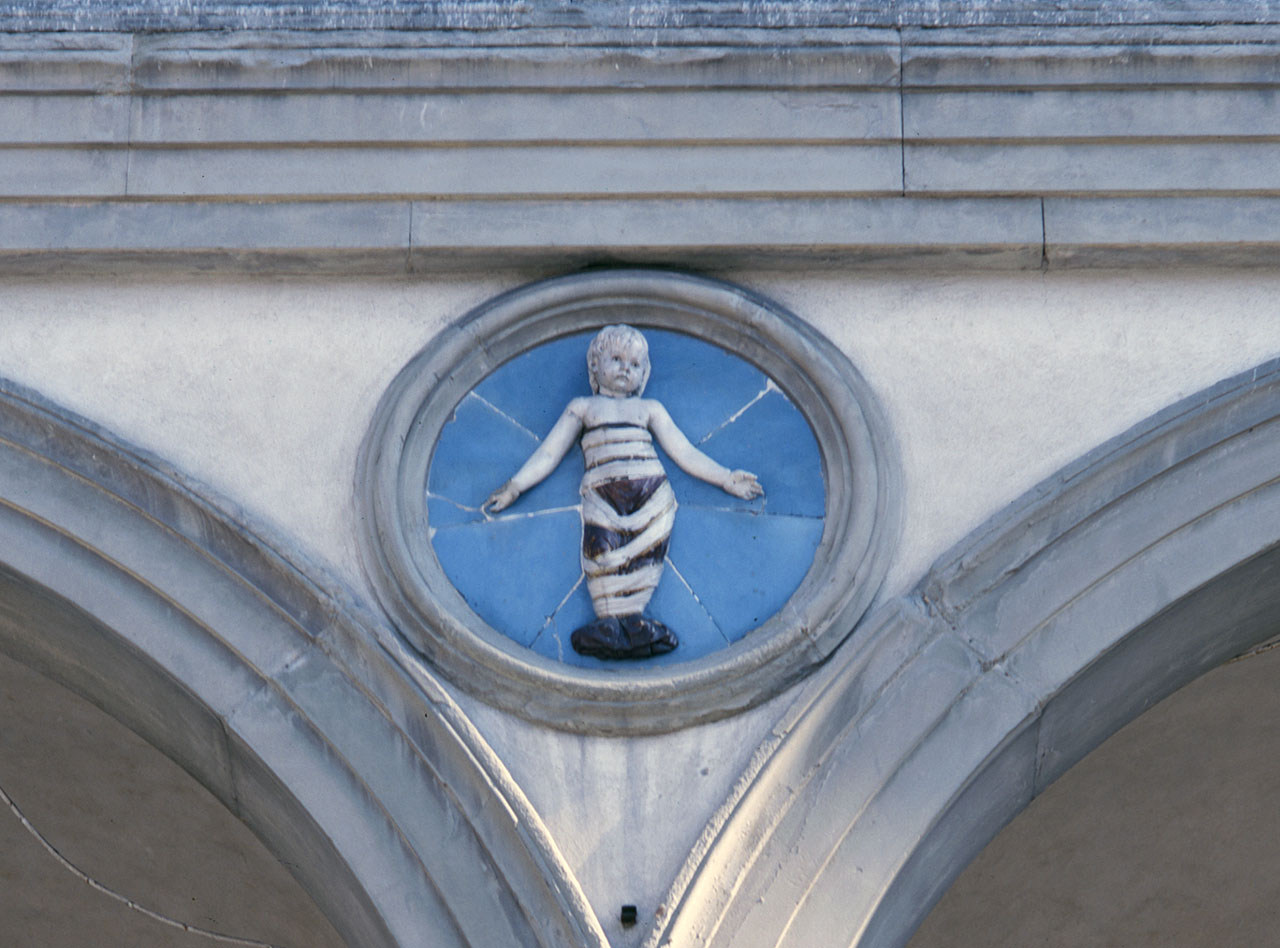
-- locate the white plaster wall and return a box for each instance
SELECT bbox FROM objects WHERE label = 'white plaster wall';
[2,270,1272,604]
[2,267,1278,940]
[0,275,508,590]
[741,269,1280,597]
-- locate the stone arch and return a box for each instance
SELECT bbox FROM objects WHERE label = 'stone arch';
[652,358,1280,948]
[0,379,605,948]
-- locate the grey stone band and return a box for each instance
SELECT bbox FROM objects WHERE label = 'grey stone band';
[3,1,1278,31]
[357,269,900,735]
[0,26,1276,272]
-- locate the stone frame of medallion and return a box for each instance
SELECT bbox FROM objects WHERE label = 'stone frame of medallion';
[358,269,900,735]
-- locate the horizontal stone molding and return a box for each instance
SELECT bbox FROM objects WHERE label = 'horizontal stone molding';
[0,26,1275,268]
[0,30,901,92]
[1045,196,1280,266]
[651,357,1280,948]
[3,1,1279,32]
[902,31,1280,86]
[6,195,1280,272]
[0,378,607,948]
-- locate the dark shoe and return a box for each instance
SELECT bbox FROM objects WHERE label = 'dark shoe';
[571,614,678,660]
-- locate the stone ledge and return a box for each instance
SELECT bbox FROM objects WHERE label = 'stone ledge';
[0,24,1273,271]
[906,142,1280,195]
[409,196,1043,266]
[0,199,411,250]
[3,0,1279,32]
[1045,196,1280,267]
[0,33,901,91]
[3,196,1277,271]
[0,197,1047,272]
[902,29,1280,86]
[8,27,1279,91]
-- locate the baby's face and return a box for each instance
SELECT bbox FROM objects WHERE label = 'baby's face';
[595,341,648,397]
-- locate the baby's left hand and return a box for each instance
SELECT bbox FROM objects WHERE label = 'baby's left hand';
[724,469,763,500]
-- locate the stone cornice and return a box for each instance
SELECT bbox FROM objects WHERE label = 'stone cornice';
[2,1,1279,32]
[0,24,1275,271]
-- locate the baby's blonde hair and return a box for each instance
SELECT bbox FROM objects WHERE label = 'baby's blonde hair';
[587,325,651,395]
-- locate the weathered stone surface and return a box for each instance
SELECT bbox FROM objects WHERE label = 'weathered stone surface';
[0,32,131,91]
[906,88,1280,140]
[408,196,1044,268]
[1046,197,1280,266]
[902,31,1280,86]
[126,143,902,198]
[0,24,1275,267]
[907,142,1280,194]
[0,200,411,251]
[131,89,900,143]
[0,93,128,144]
[0,147,126,197]
[2,0,1278,31]
[128,33,902,90]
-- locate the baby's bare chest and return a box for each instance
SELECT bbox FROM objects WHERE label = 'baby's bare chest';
[575,396,654,430]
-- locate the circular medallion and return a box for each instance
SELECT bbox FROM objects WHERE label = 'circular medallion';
[358,271,898,734]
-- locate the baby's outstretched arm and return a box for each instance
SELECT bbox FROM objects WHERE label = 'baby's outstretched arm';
[648,402,763,499]
[483,403,584,513]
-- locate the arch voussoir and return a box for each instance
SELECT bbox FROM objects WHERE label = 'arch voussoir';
[656,359,1280,948]
[0,378,607,948]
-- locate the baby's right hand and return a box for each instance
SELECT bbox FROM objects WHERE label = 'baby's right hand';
[483,482,519,513]
[724,469,763,500]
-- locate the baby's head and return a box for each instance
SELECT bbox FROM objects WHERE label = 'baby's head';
[587,324,651,397]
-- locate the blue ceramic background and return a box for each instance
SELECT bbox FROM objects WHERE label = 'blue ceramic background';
[427,329,825,668]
